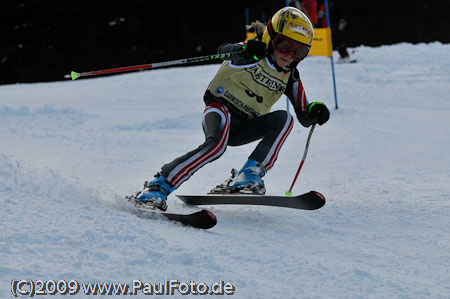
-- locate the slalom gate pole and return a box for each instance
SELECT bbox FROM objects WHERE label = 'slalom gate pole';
[65,51,241,80]
[285,124,316,196]
[325,0,339,109]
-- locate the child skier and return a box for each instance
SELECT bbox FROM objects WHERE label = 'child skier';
[127,7,330,211]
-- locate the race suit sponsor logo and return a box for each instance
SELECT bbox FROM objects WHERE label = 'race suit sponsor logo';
[223,90,258,116]
[245,64,287,94]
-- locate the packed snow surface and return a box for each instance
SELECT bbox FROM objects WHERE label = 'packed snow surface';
[1,43,450,298]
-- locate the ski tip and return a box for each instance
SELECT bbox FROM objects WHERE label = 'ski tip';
[70,71,81,80]
[311,191,326,203]
[204,209,217,222]
[199,209,217,229]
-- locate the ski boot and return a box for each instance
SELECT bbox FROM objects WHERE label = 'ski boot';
[126,174,174,211]
[209,168,239,194]
[230,159,266,194]
[209,159,266,195]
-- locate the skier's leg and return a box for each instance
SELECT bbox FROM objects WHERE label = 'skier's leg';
[229,110,294,171]
[162,102,230,188]
[227,110,293,193]
[129,102,230,210]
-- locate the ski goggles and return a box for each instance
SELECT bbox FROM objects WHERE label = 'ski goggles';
[273,35,310,61]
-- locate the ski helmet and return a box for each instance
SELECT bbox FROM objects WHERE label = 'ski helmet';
[262,7,314,62]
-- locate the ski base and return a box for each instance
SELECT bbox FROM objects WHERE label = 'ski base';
[129,201,217,229]
[177,191,326,210]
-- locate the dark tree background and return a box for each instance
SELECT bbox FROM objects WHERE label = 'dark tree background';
[1,0,449,84]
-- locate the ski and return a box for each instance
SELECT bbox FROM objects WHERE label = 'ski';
[177,191,326,211]
[128,201,217,229]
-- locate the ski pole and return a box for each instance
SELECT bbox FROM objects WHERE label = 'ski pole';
[64,51,241,80]
[285,124,316,196]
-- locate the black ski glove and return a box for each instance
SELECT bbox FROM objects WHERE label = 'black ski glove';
[308,102,330,125]
[241,40,267,60]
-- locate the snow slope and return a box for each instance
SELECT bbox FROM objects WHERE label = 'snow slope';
[1,43,450,298]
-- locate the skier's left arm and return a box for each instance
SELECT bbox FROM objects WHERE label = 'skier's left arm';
[285,71,330,127]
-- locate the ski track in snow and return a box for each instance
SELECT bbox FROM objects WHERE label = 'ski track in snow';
[1,43,450,298]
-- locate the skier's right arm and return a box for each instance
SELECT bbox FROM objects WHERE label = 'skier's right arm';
[218,40,266,64]
[218,43,243,56]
